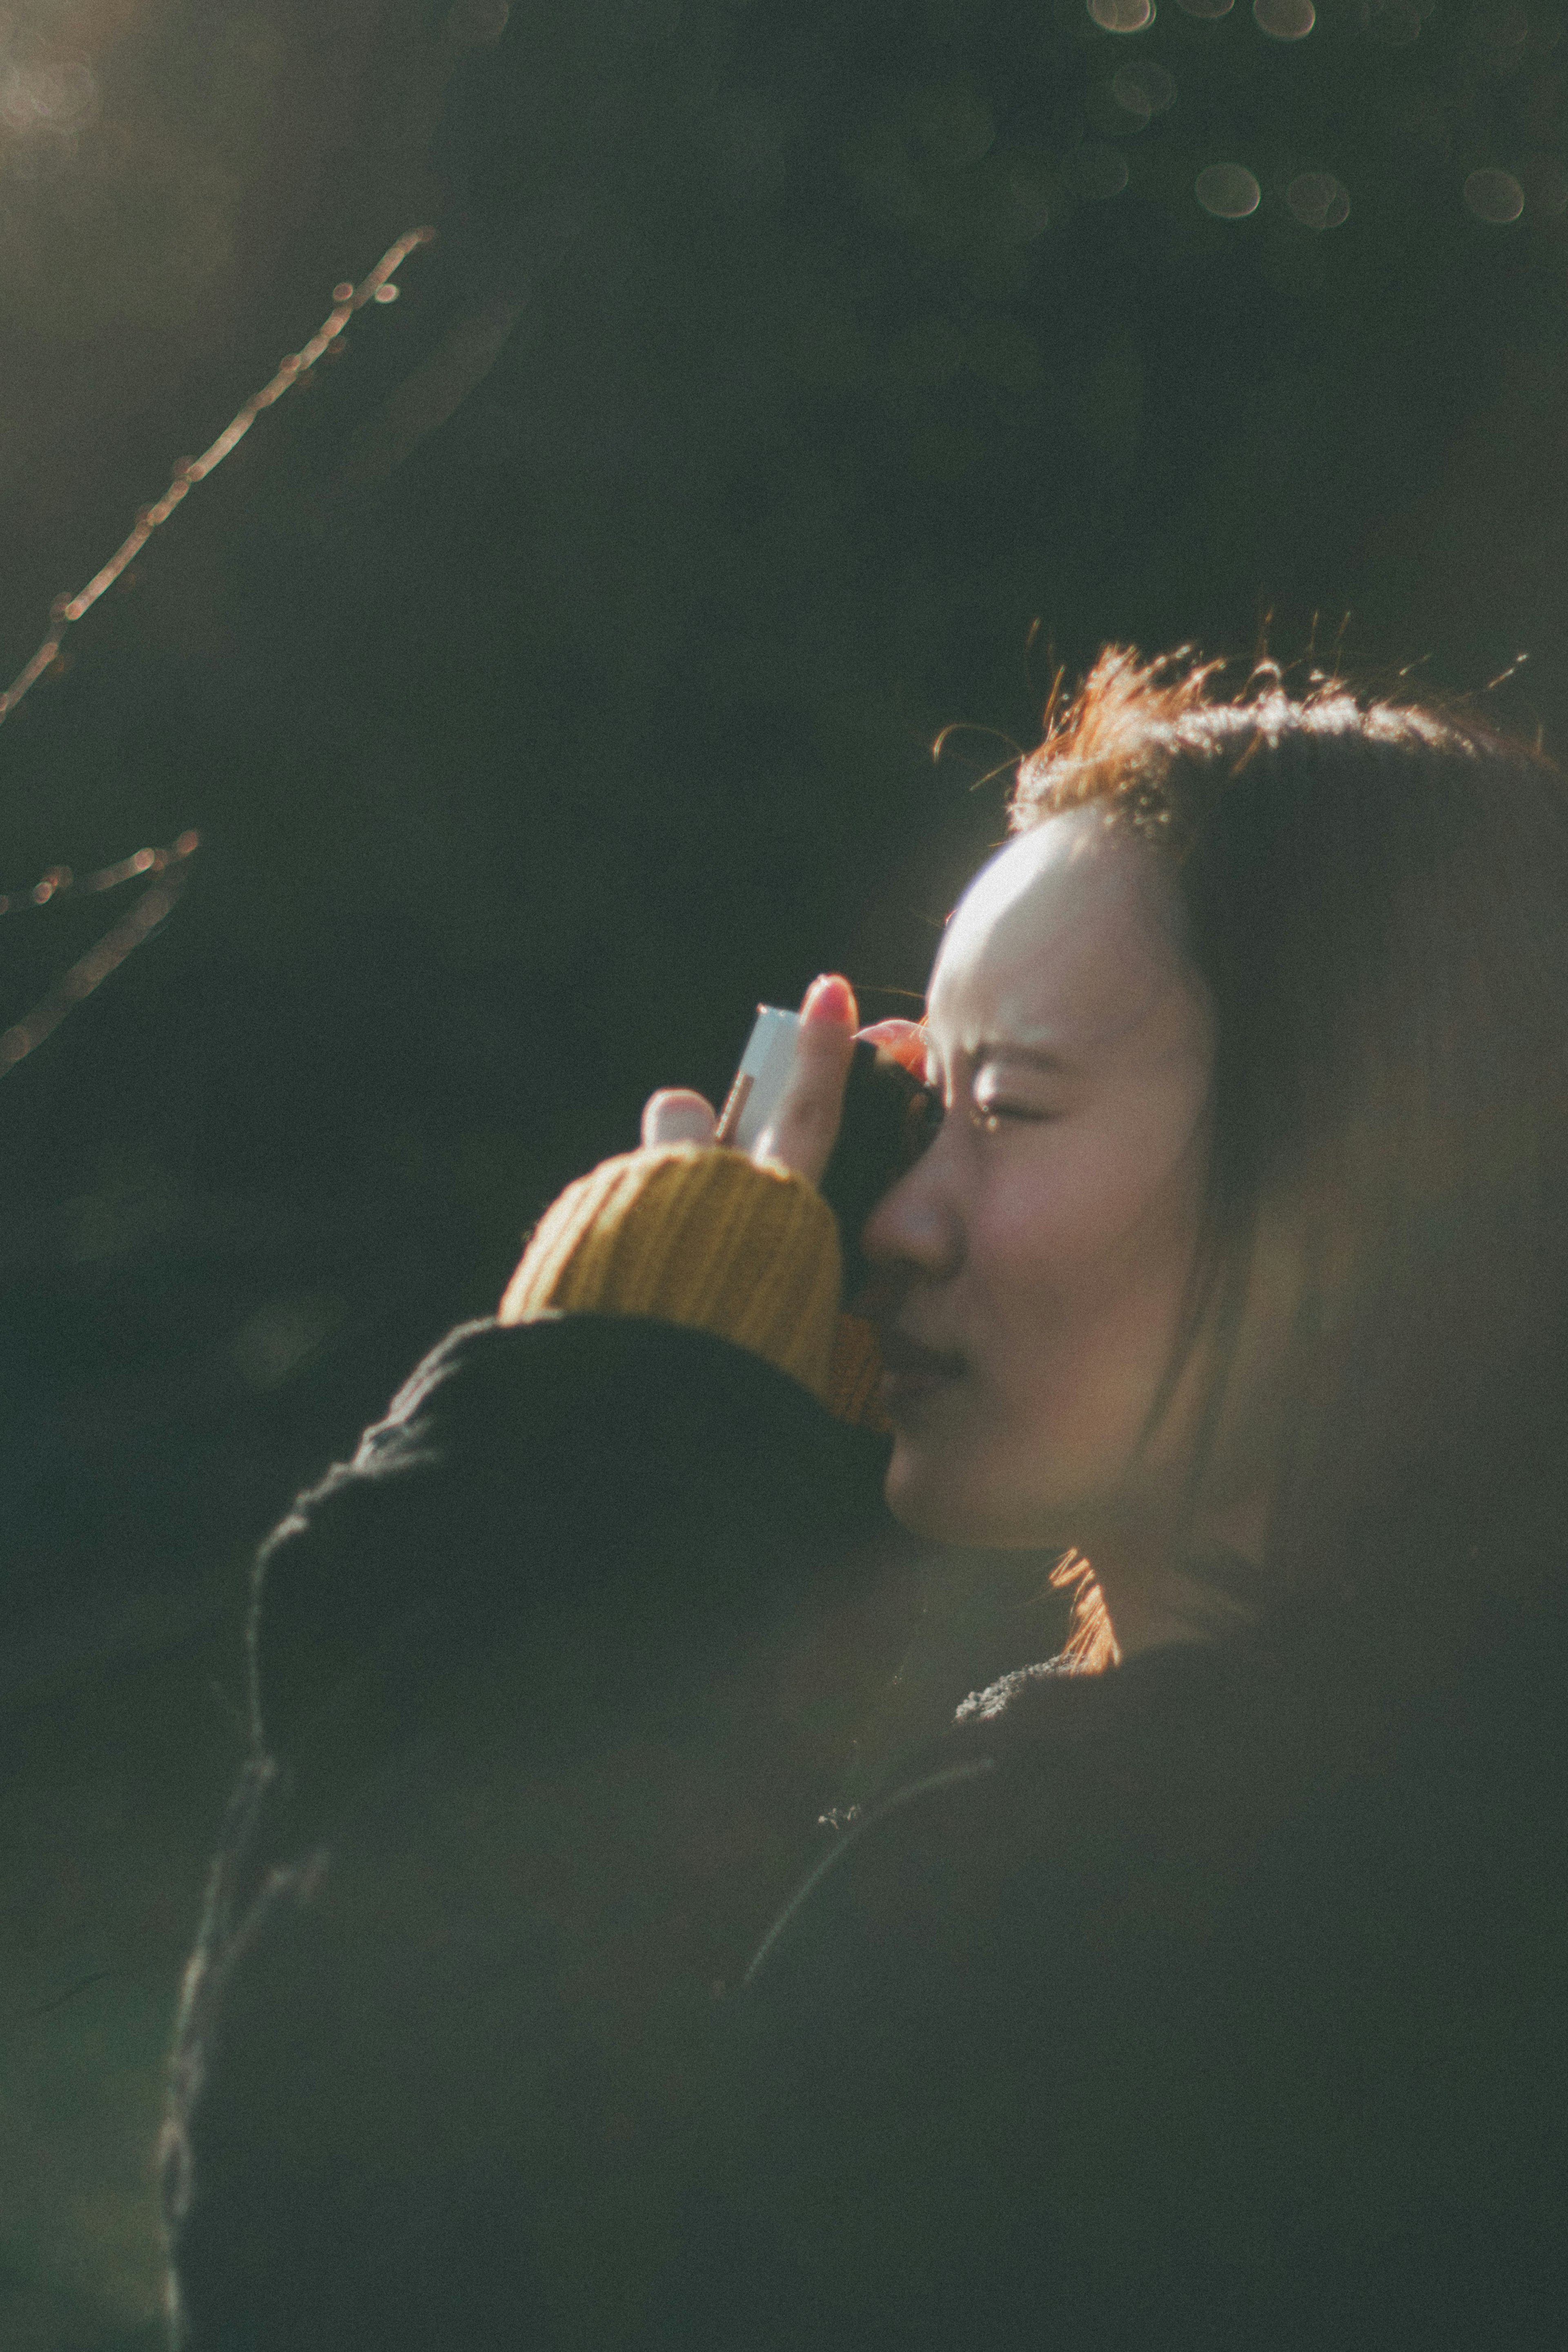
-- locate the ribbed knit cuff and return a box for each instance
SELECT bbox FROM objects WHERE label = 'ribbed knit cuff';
[825,1313,891,1433]
[498,1145,846,1404]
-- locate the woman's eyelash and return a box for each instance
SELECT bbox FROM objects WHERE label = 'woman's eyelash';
[969,1100,1047,1130]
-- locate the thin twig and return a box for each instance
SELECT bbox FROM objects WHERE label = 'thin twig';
[0,832,200,1077]
[0,225,437,732]
[0,831,198,916]
[0,225,438,1075]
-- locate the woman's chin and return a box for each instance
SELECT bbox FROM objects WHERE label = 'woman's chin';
[881,1441,950,1539]
[884,1441,1020,1549]
[884,1436,1082,1552]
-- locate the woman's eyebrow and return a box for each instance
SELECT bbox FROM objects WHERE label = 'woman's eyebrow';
[976,1041,1074,1073]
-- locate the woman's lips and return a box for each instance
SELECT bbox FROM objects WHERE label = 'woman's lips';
[877,1329,964,1408]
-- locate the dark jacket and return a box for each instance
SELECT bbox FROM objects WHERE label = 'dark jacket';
[161,1313,1568,2350]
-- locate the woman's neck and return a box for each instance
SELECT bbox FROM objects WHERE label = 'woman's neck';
[1086,1486,1272,1661]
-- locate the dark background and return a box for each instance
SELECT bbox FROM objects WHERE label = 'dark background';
[1,2,1566,2334]
[7,0,1568,1691]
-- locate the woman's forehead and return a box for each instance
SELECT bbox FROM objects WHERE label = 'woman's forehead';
[928,811,1195,1053]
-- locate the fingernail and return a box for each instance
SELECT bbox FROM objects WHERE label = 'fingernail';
[801,973,855,1027]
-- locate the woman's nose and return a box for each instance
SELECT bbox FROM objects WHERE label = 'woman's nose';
[860,1137,962,1284]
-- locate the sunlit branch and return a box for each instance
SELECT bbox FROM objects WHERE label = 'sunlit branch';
[0,225,439,1077]
[0,829,200,917]
[0,225,437,731]
[0,832,200,1078]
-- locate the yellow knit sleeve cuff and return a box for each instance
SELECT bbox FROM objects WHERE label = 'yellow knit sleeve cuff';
[824,1313,891,1433]
[498,1144,845,1404]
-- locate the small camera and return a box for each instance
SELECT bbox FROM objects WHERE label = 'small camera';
[716,1007,939,1302]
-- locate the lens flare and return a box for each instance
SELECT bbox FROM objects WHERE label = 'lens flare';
[1464,169,1525,223]
[1254,0,1316,37]
[1196,163,1261,218]
[1089,0,1156,29]
[1286,172,1350,229]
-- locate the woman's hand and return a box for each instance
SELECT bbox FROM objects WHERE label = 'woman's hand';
[641,974,855,1190]
[641,983,927,1193]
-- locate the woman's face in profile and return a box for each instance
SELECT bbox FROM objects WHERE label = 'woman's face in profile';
[863,805,1216,1551]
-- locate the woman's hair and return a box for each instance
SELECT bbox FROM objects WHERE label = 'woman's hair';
[1010,647,1568,1666]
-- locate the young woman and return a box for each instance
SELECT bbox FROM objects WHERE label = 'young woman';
[161,651,1568,2348]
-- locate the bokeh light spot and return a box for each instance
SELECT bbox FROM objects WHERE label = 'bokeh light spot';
[1196,163,1261,217]
[1366,0,1423,40]
[1464,168,1525,223]
[374,282,402,303]
[445,0,511,39]
[1286,171,1350,228]
[1254,0,1315,36]
[1065,144,1131,198]
[1089,0,1155,31]
[1112,62,1178,120]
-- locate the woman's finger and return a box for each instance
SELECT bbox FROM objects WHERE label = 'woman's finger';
[855,1017,928,1078]
[642,1088,717,1148]
[754,974,859,1187]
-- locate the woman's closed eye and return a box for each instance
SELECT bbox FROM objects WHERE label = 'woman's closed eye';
[969,1093,1057,1131]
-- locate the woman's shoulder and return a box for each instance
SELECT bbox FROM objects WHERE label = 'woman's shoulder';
[254,1312,894,1728]
[739,1642,1228,2004]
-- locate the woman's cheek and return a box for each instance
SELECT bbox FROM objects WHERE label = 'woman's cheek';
[973,1158,1100,1302]
[977,1200,1179,1475]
